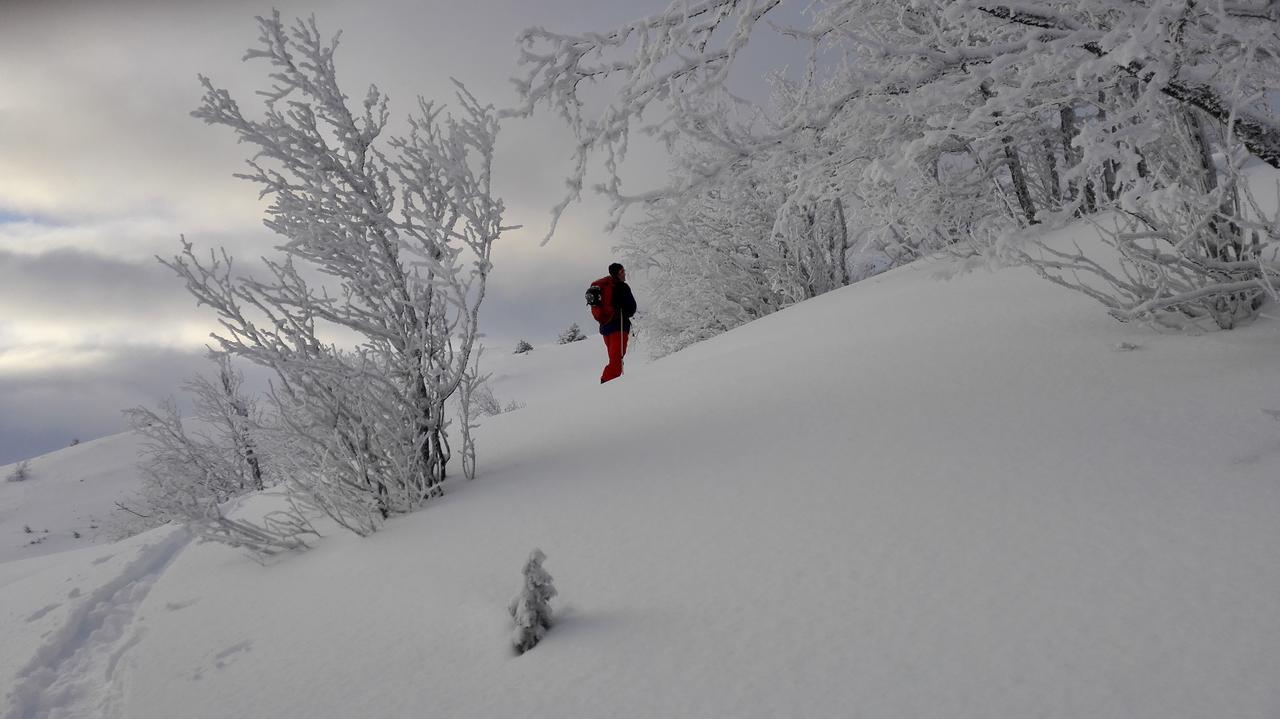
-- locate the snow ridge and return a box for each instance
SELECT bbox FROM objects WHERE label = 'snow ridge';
[4,528,191,719]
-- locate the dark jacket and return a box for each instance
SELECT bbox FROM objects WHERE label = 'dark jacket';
[599,277,637,336]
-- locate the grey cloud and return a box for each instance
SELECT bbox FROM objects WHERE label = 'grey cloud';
[0,214,275,266]
[0,0,675,224]
[0,345,272,465]
[0,247,199,324]
[0,0,685,258]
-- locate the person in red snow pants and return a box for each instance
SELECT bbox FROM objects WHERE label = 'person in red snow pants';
[601,331,629,383]
[593,262,637,384]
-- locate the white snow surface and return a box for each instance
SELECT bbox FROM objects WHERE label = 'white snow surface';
[0,433,146,564]
[3,239,1280,718]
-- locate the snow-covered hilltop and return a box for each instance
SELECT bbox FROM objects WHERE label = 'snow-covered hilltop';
[3,246,1278,718]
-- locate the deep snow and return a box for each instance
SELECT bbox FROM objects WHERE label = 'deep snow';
[3,235,1279,718]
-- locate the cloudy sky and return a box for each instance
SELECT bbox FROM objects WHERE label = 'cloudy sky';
[0,0,803,464]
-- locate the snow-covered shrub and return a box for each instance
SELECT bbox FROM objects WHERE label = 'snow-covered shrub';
[557,323,587,344]
[6,460,30,482]
[514,340,534,354]
[167,13,506,536]
[508,549,557,655]
[472,385,524,417]
[121,352,312,556]
[1014,180,1278,329]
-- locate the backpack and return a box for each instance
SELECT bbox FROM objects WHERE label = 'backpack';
[586,276,615,325]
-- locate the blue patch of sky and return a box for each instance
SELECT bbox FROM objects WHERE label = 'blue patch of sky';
[0,209,56,226]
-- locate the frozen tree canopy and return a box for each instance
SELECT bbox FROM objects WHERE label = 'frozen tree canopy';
[516,0,1280,336]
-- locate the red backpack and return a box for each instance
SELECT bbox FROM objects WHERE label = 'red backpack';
[585,276,615,325]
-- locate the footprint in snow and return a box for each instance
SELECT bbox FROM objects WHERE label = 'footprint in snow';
[214,640,253,670]
[25,603,61,622]
[188,640,253,679]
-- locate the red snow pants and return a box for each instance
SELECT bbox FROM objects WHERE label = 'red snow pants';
[600,332,629,384]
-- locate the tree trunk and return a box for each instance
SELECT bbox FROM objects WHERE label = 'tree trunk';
[1004,137,1039,225]
[1041,132,1062,206]
[1123,78,1151,180]
[1185,109,1218,193]
[803,206,819,297]
[1097,91,1119,202]
[1061,103,1097,214]
[1183,109,1246,260]
[982,83,1038,225]
[1059,105,1080,207]
[220,362,264,492]
[831,197,850,286]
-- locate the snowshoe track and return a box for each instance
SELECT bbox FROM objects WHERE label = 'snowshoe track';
[4,528,191,719]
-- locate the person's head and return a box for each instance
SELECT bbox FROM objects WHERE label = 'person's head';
[608,262,625,281]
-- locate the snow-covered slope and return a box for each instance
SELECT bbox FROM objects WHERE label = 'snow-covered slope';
[0,433,146,564]
[3,250,1279,718]
[0,338,614,566]
[482,334,642,410]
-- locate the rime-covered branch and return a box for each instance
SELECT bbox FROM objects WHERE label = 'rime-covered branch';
[170,12,507,537]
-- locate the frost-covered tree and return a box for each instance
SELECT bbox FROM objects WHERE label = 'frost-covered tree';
[122,352,312,555]
[514,339,534,354]
[619,85,869,356]
[557,322,587,344]
[871,1,1280,327]
[508,548,557,655]
[513,0,1280,329]
[167,13,508,536]
[515,0,1280,216]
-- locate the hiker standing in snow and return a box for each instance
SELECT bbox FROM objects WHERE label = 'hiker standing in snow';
[589,263,637,384]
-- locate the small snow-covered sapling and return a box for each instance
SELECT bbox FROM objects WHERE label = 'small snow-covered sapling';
[7,460,31,482]
[508,549,557,655]
[558,323,587,344]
